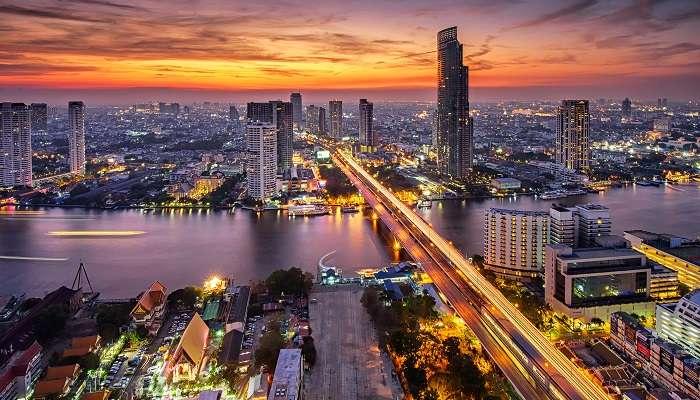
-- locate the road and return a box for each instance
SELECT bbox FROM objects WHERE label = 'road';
[312,136,610,400]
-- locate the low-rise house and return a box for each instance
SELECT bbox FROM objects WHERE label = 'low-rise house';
[130,281,167,336]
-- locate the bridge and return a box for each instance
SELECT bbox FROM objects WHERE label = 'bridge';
[311,136,610,400]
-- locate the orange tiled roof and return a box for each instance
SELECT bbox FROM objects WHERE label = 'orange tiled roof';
[45,364,80,380]
[33,378,70,397]
[70,335,101,349]
[168,313,209,375]
[82,390,110,400]
[131,281,167,316]
[62,347,92,358]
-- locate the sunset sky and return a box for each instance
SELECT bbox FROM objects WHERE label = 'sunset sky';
[2,0,700,104]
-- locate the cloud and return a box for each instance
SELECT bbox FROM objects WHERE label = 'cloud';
[0,4,109,23]
[507,0,598,30]
[0,62,98,75]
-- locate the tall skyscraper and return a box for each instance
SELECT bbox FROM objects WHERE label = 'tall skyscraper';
[245,122,277,201]
[30,103,47,134]
[318,107,327,135]
[290,93,302,131]
[68,101,86,175]
[229,105,240,131]
[436,26,472,178]
[306,105,320,134]
[328,100,342,138]
[359,99,374,149]
[0,103,32,187]
[622,97,632,120]
[556,100,590,173]
[247,101,293,171]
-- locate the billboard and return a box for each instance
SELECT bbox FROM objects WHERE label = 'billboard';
[635,332,651,360]
[624,324,637,344]
[659,347,674,374]
[610,314,618,335]
[316,150,331,160]
[683,361,699,388]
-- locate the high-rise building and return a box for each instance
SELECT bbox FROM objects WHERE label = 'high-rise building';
[306,105,320,134]
[318,107,327,135]
[622,97,632,120]
[555,100,590,173]
[30,103,47,134]
[656,290,700,359]
[68,101,86,174]
[575,204,611,247]
[358,99,374,149]
[229,105,240,131]
[247,101,293,171]
[290,92,302,131]
[246,122,277,201]
[483,208,549,281]
[436,26,472,178]
[328,100,342,138]
[549,206,576,247]
[0,102,32,187]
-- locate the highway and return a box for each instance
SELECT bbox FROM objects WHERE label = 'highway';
[312,136,610,400]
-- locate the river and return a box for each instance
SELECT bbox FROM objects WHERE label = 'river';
[1,183,698,298]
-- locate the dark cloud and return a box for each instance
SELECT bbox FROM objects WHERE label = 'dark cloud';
[507,0,598,30]
[0,4,109,23]
[58,0,144,10]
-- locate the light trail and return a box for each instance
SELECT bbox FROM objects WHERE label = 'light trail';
[0,256,69,262]
[0,210,46,215]
[319,138,610,400]
[47,230,146,237]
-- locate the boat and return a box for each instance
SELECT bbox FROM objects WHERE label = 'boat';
[341,205,359,213]
[288,204,330,217]
[635,180,660,187]
[417,199,432,209]
[539,190,568,200]
[566,189,587,196]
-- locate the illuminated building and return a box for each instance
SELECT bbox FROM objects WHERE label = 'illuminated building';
[625,230,700,289]
[621,97,632,121]
[329,100,342,138]
[435,26,472,178]
[267,349,302,400]
[229,105,240,131]
[164,313,209,382]
[247,101,293,171]
[318,107,327,134]
[306,105,320,134]
[30,103,47,134]
[650,264,680,300]
[490,177,521,191]
[548,204,611,248]
[545,245,654,321]
[555,100,590,173]
[610,311,700,399]
[130,281,167,336]
[0,341,42,400]
[68,101,86,174]
[483,208,549,281]
[246,122,278,201]
[0,103,32,187]
[549,206,576,247]
[359,98,374,150]
[290,92,302,131]
[656,289,700,358]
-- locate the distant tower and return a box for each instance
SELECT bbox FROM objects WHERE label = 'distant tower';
[68,101,86,174]
[328,100,342,138]
[359,99,374,149]
[436,26,472,178]
[0,102,32,187]
[555,100,590,173]
[306,105,320,134]
[30,103,47,134]
[246,122,277,201]
[290,93,303,131]
[229,105,240,131]
[621,97,632,120]
[318,107,327,135]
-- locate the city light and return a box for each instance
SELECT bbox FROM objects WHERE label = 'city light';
[47,230,146,237]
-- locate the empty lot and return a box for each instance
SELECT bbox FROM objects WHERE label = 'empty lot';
[305,285,402,400]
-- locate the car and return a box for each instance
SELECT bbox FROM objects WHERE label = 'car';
[125,367,136,375]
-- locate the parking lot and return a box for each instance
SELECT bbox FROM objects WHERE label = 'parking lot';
[304,285,402,400]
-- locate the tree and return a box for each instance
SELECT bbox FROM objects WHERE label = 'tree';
[264,268,313,298]
[96,302,134,342]
[301,336,317,366]
[254,331,285,371]
[420,388,439,400]
[33,305,68,342]
[168,286,201,310]
[590,317,604,326]
[79,353,100,370]
[402,356,428,398]
[360,287,381,318]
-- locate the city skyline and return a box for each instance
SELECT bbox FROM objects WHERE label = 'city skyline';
[2,0,700,104]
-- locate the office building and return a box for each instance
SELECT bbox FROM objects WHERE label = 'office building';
[229,105,240,130]
[0,103,32,187]
[656,289,700,359]
[576,204,611,247]
[555,100,590,173]
[246,101,293,171]
[549,206,576,247]
[545,245,654,321]
[328,100,342,138]
[622,97,632,120]
[318,107,327,135]
[650,264,680,300]
[268,349,303,400]
[483,208,549,281]
[30,103,47,134]
[610,311,700,399]
[435,26,472,178]
[246,122,277,201]
[625,230,700,289]
[306,105,320,134]
[359,98,374,150]
[290,92,302,131]
[68,101,86,174]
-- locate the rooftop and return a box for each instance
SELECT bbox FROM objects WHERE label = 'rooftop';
[268,349,302,400]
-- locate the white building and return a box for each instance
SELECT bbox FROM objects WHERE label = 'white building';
[246,122,278,201]
[549,206,576,247]
[548,204,611,248]
[68,101,86,174]
[0,103,32,187]
[268,349,302,400]
[483,208,549,281]
[656,289,700,359]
